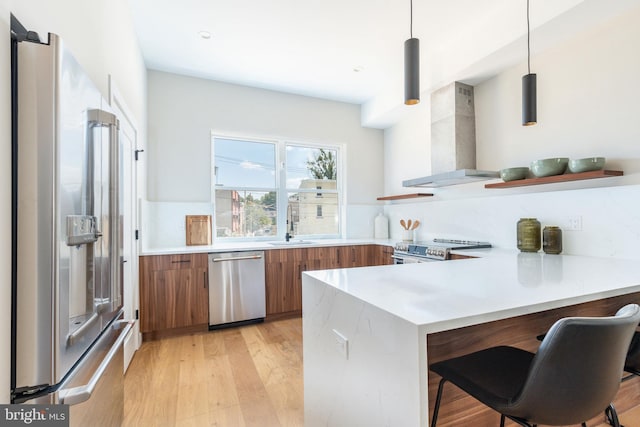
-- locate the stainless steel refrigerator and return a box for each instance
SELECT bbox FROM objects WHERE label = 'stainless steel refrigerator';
[11,21,131,426]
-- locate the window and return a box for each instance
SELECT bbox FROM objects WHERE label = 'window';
[213,137,277,238]
[213,136,340,240]
[285,145,339,237]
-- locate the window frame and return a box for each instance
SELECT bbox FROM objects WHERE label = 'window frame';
[211,132,343,242]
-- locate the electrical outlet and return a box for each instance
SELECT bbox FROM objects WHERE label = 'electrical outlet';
[566,215,583,231]
[332,329,349,360]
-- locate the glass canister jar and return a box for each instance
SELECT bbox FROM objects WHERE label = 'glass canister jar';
[517,218,541,252]
[543,226,563,254]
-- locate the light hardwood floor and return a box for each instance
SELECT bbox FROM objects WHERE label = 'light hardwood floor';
[123,317,640,427]
[123,318,303,427]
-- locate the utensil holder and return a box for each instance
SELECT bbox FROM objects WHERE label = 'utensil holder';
[402,229,414,242]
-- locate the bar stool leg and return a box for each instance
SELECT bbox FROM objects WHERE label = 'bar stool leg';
[605,403,622,427]
[430,378,447,427]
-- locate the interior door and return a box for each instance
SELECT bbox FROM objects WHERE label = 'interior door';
[120,124,134,323]
[109,77,140,372]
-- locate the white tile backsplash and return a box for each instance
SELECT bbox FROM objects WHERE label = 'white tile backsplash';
[141,184,640,258]
[384,184,640,258]
[344,204,383,238]
[142,201,382,247]
[141,200,214,250]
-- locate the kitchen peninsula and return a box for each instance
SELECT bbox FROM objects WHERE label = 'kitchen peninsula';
[302,251,640,426]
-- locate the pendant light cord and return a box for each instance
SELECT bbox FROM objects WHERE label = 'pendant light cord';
[410,0,414,38]
[527,0,531,74]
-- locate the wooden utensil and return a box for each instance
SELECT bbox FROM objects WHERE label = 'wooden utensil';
[400,219,407,230]
[411,220,420,230]
[407,219,412,230]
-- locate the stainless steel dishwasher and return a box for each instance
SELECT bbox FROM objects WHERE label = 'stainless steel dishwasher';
[208,251,266,329]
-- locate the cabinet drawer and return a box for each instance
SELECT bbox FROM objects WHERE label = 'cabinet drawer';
[141,253,207,271]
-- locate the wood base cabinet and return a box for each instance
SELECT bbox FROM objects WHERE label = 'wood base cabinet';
[265,245,393,317]
[139,254,209,338]
[449,253,476,260]
[373,245,394,265]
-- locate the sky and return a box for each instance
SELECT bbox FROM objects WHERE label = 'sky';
[213,137,337,190]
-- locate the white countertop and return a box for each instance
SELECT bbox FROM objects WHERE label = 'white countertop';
[140,238,395,255]
[303,250,640,333]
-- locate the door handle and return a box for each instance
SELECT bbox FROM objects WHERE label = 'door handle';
[66,313,99,347]
[59,320,133,406]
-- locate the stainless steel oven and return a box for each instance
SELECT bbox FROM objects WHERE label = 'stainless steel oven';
[392,249,441,264]
[392,239,491,263]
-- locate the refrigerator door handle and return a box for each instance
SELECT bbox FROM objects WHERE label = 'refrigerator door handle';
[87,109,118,128]
[59,320,133,406]
[66,297,112,347]
[66,312,99,347]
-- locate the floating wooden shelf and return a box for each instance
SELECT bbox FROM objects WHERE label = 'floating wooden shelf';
[484,170,623,189]
[376,193,434,201]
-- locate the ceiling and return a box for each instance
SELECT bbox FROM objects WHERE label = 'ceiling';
[129,0,639,128]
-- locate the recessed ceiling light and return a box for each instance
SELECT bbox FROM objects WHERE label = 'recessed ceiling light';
[353,65,364,73]
[199,30,212,39]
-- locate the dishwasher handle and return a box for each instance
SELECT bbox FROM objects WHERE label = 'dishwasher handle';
[211,254,263,262]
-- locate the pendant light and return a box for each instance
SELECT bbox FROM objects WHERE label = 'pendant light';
[404,0,420,105]
[522,0,537,126]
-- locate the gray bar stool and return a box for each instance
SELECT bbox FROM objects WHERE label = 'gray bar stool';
[429,304,640,427]
[537,328,640,426]
[623,331,640,376]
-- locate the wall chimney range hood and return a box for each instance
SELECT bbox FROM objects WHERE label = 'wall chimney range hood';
[403,168,499,187]
[403,82,498,188]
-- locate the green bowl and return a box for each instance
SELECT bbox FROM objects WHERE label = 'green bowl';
[568,157,605,173]
[530,158,569,178]
[500,167,529,182]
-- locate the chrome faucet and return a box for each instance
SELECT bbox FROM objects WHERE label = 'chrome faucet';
[286,203,294,241]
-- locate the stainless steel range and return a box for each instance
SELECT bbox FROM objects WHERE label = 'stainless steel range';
[392,239,492,263]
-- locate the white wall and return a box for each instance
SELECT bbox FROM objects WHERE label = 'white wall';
[475,5,640,175]
[0,0,147,403]
[382,4,640,256]
[145,71,384,243]
[147,70,384,204]
[383,102,430,197]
